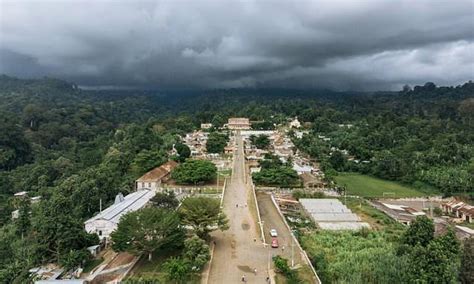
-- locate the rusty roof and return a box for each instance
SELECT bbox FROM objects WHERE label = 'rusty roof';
[136,160,178,182]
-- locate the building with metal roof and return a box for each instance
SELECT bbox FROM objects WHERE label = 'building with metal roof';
[300,198,370,231]
[84,189,155,240]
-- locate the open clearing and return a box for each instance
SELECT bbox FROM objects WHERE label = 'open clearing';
[334,173,427,198]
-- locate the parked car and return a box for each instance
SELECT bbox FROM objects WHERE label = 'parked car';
[271,238,279,248]
[270,229,278,237]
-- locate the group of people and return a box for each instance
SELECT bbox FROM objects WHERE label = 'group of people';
[235,203,248,208]
[241,273,271,283]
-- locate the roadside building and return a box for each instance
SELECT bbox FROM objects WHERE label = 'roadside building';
[227,117,251,130]
[84,189,155,241]
[136,161,178,191]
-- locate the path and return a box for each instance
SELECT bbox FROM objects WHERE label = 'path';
[208,132,269,283]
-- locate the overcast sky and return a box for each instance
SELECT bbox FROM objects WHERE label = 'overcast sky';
[0,0,473,90]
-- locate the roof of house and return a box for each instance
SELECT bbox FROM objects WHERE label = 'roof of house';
[84,189,155,225]
[136,161,178,182]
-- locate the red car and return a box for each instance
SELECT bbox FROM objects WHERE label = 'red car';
[271,238,279,248]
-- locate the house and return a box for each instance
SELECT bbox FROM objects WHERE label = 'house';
[227,117,251,130]
[289,117,301,128]
[443,199,474,223]
[14,191,28,197]
[224,145,234,154]
[136,161,178,191]
[201,123,212,129]
[84,189,155,241]
[86,245,101,257]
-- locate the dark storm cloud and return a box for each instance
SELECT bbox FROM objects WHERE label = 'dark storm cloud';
[0,0,473,90]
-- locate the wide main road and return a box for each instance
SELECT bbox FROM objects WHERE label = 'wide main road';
[208,132,268,283]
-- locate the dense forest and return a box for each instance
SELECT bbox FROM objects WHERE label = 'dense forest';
[0,75,472,282]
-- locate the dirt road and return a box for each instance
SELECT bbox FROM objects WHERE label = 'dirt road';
[208,132,269,283]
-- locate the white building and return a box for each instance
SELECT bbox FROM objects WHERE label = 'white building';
[227,117,251,130]
[84,189,155,240]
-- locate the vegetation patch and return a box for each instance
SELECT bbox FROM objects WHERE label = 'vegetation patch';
[334,173,427,198]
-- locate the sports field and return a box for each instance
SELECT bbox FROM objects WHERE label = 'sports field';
[334,173,427,198]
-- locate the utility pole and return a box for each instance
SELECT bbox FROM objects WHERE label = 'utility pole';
[291,236,294,267]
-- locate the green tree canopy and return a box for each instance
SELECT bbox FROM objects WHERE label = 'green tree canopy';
[171,160,217,185]
[183,236,210,271]
[150,190,179,210]
[111,207,184,261]
[206,132,228,153]
[178,197,229,238]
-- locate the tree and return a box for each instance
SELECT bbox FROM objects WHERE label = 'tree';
[175,143,190,162]
[250,134,270,149]
[183,236,210,271]
[16,199,30,238]
[400,216,434,248]
[460,237,474,284]
[150,190,179,209]
[111,207,184,261]
[171,160,217,185]
[206,132,228,153]
[163,257,190,283]
[59,249,89,270]
[179,197,229,238]
[329,151,346,171]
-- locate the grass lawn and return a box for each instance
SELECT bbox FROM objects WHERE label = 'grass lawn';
[334,173,427,198]
[126,249,200,283]
[343,197,405,235]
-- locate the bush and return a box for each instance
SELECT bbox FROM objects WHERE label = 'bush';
[273,255,299,282]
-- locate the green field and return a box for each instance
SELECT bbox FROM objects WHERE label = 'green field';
[334,173,427,198]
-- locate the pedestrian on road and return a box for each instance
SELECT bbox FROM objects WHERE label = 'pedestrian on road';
[282,246,285,252]
[236,204,238,208]
[266,276,270,283]
[241,275,246,282]
[253,238,256,242]
[254,268,257,275]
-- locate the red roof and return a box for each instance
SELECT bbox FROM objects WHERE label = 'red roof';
[136,161,178,182]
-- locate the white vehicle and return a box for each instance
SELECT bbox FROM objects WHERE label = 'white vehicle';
[270,229,278,237]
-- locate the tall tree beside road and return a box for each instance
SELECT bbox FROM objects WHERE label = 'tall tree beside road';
[183,236,210,271]
[111,207,184,261]
[178,197,229,239]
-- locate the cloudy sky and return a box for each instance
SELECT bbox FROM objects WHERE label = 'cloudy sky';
[0,0,473,90]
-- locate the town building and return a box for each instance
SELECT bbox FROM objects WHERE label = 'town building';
[136,161,178,191]
[442,199,474,223]
[84,189,155,240]
[201,123,212,129]
[289,117,301,128]
[227,117,251,130]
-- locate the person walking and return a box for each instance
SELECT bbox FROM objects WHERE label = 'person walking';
[241,275,246,282]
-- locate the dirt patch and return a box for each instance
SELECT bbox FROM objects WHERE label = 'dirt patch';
[241,222,250,230]
[237,265,254,273]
